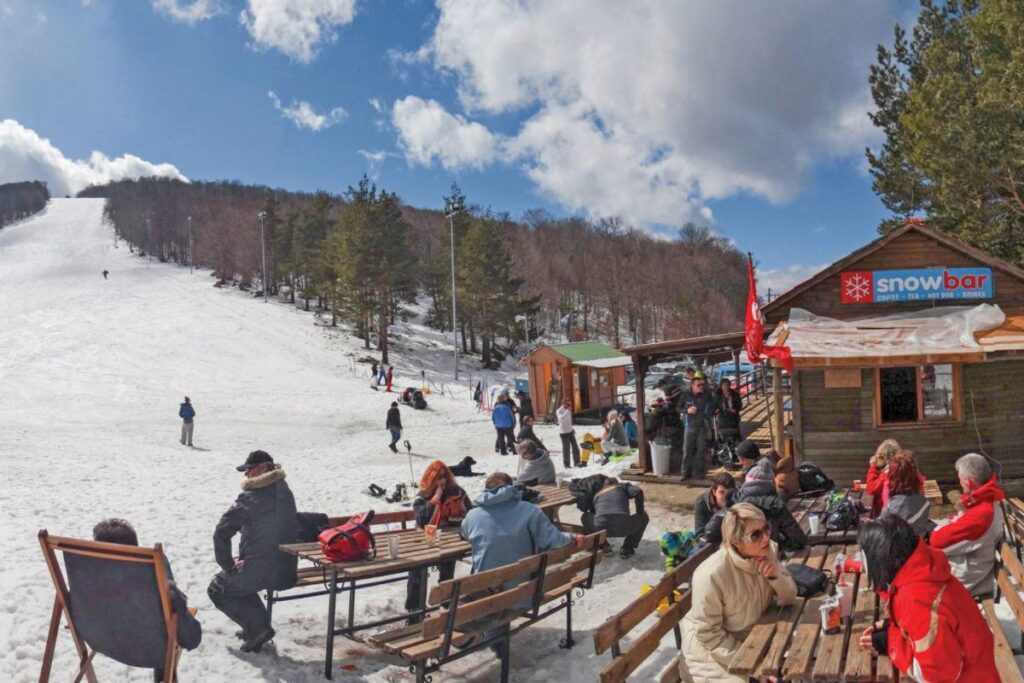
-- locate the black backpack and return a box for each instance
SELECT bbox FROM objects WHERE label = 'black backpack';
[825,498,860,531]
[797,462,835,493]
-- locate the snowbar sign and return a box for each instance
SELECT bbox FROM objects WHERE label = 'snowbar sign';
[840,268,993,304]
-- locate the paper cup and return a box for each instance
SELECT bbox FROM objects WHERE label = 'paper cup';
[388,535,400,559]
[808,513,821,535]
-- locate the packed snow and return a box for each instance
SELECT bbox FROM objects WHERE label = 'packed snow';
[0,200,687,682]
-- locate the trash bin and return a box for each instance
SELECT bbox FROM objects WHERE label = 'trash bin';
[651,441,672,475]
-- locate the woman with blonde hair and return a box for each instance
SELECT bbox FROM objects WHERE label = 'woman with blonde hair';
[599,408,630,460]
[680,503,797,682]
[865,438,902,516]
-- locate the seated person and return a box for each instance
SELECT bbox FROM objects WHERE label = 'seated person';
[680,503,796,682]
[515,440,556,486]
[516,415,547,452]
[735,458,807,553]
[769,448,800,501]
[857,515,999,681]
[736,439,769,474]
[693,472,736,543]
[620,409,639,447]
[865,438,901,516]
[927,452,1004,596]
[879,450,934,537]
[406,460,472,621]
[93,518,201,680]
[580,477,649,559]
[599,409,630,458]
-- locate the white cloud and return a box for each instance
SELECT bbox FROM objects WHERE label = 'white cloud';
[240,0,357,63]
[395,0,898,227]
[368,98,383,113]
[758,264,829,297]
[268,91,347,131]
[152,0,225,24]
[0,119,187,197]
[391,96,498,171]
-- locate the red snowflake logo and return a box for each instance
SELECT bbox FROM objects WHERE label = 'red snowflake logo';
[841,271,874,304]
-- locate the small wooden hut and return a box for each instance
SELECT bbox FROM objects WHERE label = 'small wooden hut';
[524,341,631,420]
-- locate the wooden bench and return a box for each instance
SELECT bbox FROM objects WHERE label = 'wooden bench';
[991,538,1024,682]
[368,532,605,683]
[266,510,416,625]
[591,543,715,683]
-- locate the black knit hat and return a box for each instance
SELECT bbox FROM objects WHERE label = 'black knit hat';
[237,450,274,472]
[736,439,761,462]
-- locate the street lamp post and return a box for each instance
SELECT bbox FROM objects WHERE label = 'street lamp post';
[257,211,268,303]
[516,313,530,357]
[187,215,193,275]
[445,201,463,380]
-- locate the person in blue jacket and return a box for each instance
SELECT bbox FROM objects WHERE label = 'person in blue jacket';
[491,392,516,455]
[179,396,195,447]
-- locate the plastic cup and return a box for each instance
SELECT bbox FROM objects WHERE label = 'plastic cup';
[836,582,854,618]
[388,535,400,559]
[853,480,862,492]
[808,513,821,535]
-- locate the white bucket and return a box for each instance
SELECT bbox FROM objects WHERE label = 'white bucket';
[651,442,672,475]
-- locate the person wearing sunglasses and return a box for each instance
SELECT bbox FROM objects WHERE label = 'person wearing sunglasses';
[681,371,714,481]
[680,502,796,683]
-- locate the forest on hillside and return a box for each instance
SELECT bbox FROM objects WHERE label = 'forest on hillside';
[78,177,746,366]
[0,181,49,228]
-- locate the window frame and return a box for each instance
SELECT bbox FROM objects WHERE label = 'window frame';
[873,363,962,429]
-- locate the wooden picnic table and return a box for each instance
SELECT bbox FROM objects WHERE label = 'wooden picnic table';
[279,486,576,679]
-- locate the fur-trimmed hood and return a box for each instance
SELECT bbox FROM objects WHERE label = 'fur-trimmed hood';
[242,465,286,491]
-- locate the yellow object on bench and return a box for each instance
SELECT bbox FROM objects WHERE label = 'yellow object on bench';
[638,584,683,616]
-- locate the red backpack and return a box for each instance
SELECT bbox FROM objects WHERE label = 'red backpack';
[318,510,377,562]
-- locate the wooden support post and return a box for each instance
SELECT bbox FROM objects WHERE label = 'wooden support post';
[634,354,649,471]
[772,366,784,454]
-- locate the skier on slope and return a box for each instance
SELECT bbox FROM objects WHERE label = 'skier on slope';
[179,396,195,447]
[102,270,108,279]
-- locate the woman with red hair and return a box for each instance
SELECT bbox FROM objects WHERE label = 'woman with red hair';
[880,451,934,537]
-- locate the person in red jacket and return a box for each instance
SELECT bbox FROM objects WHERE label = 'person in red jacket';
[927,452,1005,596]
[864,438,901,516]
[858,515,1000,683]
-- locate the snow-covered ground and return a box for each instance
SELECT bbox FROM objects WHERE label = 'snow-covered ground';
[0,200,687,682]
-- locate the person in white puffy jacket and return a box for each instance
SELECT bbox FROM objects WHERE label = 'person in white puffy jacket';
[680,502,797,683]
[555,398,581,468]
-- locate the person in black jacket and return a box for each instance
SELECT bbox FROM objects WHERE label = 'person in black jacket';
[516,415,547,452]
[93,518,201,681]
[694,472,736,542]
[386,401,402,452]
[208,450,298,653]
[713,378,743,443]
[574,476,649,559]
[734,458,806,553]
[681,374,714,480]
[517,391,534,427]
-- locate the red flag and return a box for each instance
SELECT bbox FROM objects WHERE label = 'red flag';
[745,255,793,373]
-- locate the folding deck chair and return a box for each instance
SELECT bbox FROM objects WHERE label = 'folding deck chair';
[38,530,193,683]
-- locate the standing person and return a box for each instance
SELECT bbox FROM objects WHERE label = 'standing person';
[491,393,516,455]
[208,450,298,653]
[556,398,581,468]
[386,401,403,453]
[406,461,471,623]
[857,515,999,682]
[927,452,1005,596]
[385,366,394,392]
[370,361,378,384]
[102,269,108,279]
[516,415,547,452]
[517,391,534,428]
[880,451,934,537]
[179,397,195,447]
[680,503,797,682]
[681,372,713,481]
[713,377,743,445]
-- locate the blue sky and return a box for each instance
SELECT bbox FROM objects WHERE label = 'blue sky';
[0,0,917,289]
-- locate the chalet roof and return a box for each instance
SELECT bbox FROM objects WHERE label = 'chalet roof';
[762,220,1024,318]
[538,341,627,363]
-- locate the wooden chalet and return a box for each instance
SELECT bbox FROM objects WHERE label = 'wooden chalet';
[523,341,631,421]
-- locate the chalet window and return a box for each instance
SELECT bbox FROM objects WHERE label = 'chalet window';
[876,364,959,425]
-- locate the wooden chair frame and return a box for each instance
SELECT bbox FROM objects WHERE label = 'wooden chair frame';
[38,530,184,683]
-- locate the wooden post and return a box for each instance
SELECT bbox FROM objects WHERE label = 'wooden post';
[790,369,802,465]
[634,354,649,471]
[772,366,784,454]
